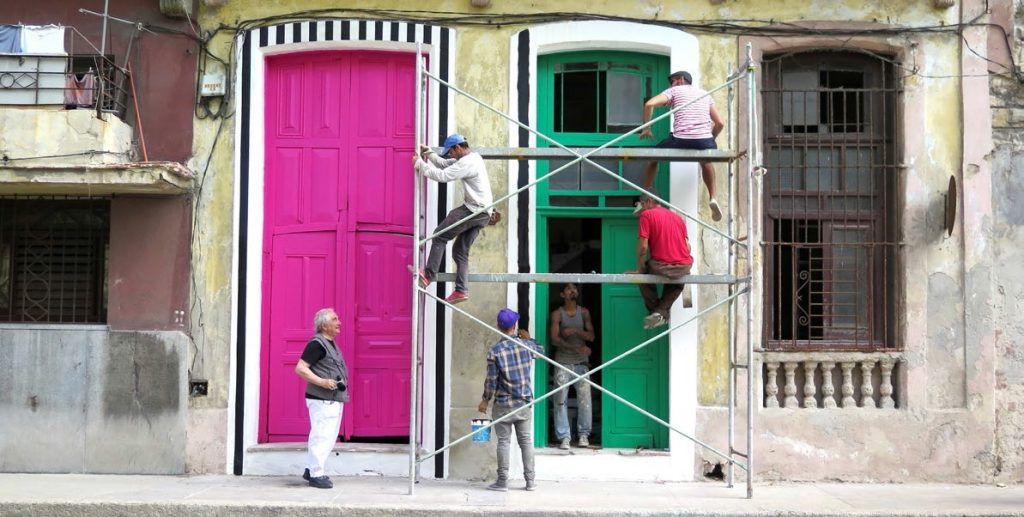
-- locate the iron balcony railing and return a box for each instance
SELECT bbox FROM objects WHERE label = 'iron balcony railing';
[0,54,130,119]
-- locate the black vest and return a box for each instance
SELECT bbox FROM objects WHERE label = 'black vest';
[305,335,349,403]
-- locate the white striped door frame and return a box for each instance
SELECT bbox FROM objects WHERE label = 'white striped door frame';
[230,19,456,478]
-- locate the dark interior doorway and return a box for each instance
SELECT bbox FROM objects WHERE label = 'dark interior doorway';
[546,217,603,446]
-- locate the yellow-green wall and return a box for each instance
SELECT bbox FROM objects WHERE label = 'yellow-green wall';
[186,0,966,474]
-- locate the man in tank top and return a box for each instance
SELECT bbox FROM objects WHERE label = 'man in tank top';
[549,283,595,449]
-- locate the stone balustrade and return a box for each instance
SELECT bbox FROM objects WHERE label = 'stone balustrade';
[761,352,904,409]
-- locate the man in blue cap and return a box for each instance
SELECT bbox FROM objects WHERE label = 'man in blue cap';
[479,308,543,491]
[413,133,494,304]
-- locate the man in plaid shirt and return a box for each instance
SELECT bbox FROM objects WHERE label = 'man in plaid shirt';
[478,308,544,492]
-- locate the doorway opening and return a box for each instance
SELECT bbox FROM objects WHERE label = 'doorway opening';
[544,217,603,447]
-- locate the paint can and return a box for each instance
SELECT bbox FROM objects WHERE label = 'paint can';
[471,418,492,443]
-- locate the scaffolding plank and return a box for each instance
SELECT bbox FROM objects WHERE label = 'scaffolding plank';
[433,272,742,284]
[433,147,737,162]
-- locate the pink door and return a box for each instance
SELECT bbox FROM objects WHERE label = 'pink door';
[350,232,413,436]
[265,232,337,439]
[262,51,416,442]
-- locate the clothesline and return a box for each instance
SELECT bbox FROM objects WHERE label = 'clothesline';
[0,23,127,73]
[0,24,66,55]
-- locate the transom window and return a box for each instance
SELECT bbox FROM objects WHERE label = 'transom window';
[552,61,650,134]
[538,51,669,208]
[762,51,900,350]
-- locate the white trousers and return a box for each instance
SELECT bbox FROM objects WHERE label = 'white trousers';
[305,399,343,477]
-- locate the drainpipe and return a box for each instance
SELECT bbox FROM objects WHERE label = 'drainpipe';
[100,0,109,56]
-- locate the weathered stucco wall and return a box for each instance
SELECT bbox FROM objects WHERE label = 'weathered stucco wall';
[693,2,1003,482]
[0,328,188,474]
[181,114,234,473]
[192,0,1016,481]
[990,0,1024,484]
[0,109,133,165]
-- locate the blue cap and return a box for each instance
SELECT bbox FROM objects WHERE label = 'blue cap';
[441,133,468,157]
[496,308,519,330]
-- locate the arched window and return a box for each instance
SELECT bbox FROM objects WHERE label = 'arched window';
[762,51,900,350]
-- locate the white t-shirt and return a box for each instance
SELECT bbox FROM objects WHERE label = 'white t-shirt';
[415,151,494,213]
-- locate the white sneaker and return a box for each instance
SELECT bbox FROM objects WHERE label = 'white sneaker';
[559,437,570,450]
[643,312,664,330]
[578,436,589,448]
[709,198,722,222]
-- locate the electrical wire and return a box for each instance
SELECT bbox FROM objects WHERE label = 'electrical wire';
[209,8,988,37]
[1,150,129,163]
[196,8,1022,91]
[187,113,230,377]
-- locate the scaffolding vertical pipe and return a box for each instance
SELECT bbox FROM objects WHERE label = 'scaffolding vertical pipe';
[100,0,109,55]
[726,62,737,489]
[408,42,424,496]
[744,42,756,499]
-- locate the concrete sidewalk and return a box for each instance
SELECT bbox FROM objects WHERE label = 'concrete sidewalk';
[0,474,1021,516]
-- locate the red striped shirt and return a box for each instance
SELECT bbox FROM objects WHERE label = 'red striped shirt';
[663,85,715,139]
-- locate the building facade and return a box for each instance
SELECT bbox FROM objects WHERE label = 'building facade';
[3,0,1021,485]
[0,0,197,473]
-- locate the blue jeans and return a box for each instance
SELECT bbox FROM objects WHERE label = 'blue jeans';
[492,404,534,483]
[425,205,489,293]
[552,363,592,440]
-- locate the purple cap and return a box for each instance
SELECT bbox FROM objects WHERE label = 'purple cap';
[496,308,519,330]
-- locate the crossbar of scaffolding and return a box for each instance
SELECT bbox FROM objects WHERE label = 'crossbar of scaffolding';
[446,147,738,162]
[408,40,761,500]
[433,272,744,285]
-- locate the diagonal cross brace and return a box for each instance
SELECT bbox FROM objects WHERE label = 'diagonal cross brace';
[417,68,749,249]
[414,285,749,470]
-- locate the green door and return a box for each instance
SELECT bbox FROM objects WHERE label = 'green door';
[533,50,671,448]
[600,218,669,448]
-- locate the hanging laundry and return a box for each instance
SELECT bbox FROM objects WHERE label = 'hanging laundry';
[65,70,96,108]
[20,25,65,54]
[0,24,22,53]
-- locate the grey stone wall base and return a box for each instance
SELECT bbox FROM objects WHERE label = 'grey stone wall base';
[0,329,188,474]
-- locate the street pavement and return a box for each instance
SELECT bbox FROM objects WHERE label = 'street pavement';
[0,473,1022,516]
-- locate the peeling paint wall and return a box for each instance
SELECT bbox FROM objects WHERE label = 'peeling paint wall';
[0,109,133,164]
[990,0,1024,484]
[191,0,1019,481]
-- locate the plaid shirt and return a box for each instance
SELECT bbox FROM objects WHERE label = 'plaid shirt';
[482,336,544,408]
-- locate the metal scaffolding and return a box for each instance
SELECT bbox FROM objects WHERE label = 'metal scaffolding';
[409,42,760,498]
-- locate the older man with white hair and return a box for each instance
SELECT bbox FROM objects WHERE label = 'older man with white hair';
[294,307,349,489]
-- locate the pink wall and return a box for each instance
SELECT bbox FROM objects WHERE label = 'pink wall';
[107,197,192,330]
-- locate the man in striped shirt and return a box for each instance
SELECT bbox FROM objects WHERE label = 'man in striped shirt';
[640,70,725,221]
[478,308,544,491]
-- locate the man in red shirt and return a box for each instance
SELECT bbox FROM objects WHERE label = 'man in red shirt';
[628,193,694,329]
